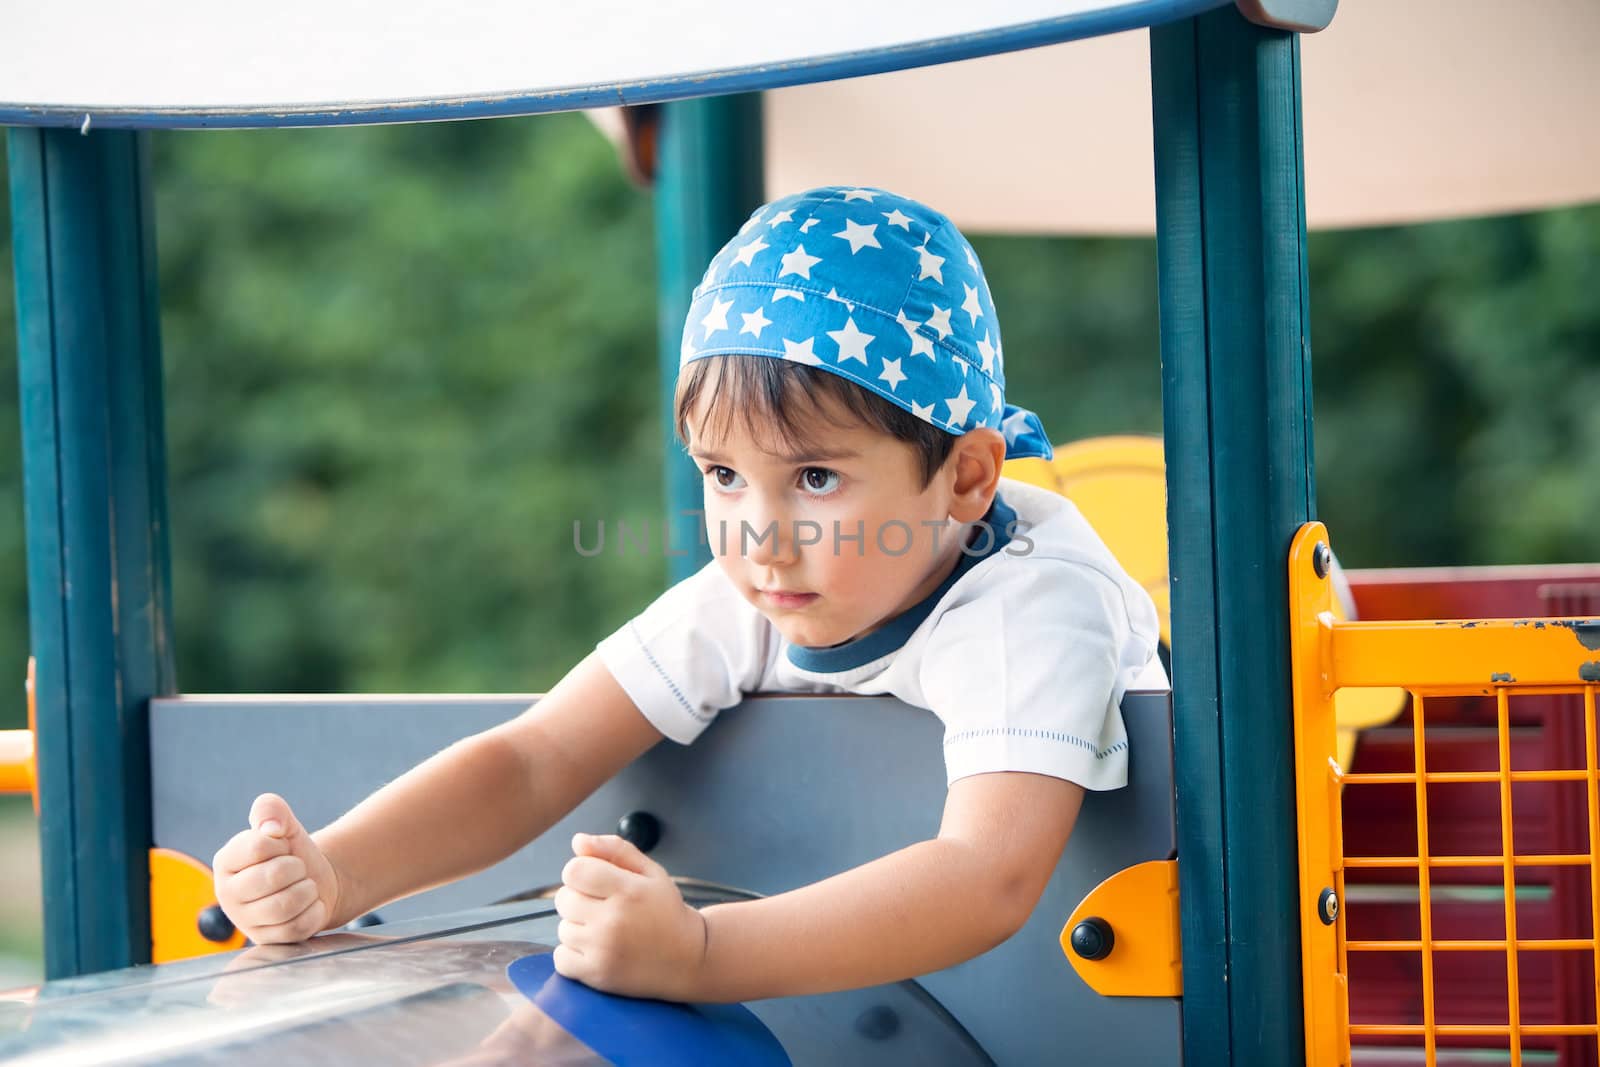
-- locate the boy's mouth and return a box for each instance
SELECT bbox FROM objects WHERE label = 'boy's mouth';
[759,589,819,609]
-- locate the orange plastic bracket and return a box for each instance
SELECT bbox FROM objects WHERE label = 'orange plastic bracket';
[0,658,40,813]
[1060,858,1182,997]
[150,847,245,963]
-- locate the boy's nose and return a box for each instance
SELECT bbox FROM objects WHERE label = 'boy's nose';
[739,504,800,567]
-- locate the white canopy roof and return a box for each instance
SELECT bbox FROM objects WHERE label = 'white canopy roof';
[762,0,1600,231]
[0,0,1224,128]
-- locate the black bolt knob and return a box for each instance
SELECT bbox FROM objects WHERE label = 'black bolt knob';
[854,1004,901,1041]
[617,811,662,853]
[1070,917,1115,961]
[197,904,235,943]
[1313,541,1332,579]
[1317,887,1339,926]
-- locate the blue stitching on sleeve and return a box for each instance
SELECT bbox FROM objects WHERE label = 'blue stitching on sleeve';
[629,622,715,724]
[942,727,1126,760]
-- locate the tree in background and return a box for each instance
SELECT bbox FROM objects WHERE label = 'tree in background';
[0,115,1595,723]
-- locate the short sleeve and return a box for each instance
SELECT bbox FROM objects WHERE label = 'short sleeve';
[595,561,774,745]
[918,558,1158,790]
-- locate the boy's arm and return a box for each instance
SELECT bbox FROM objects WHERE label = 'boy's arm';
[311,652,662,928]
[698,770,1082,999]
[553,769,1082,1002]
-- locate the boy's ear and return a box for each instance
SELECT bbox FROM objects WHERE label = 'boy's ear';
[946,428,1006,524]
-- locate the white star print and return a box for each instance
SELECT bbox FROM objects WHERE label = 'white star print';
[976,331,996,372]
[917,243,945,283]
[799,218,820,233]
[961,284,984,326]
[879,357,907,391]
[740,307,772,338]
[834,219,881,255]
[733,236,769,267]
[896,310,935,360]
[883,209,913,230]
[910,400,935,421]
[772,289,805,303]
[701,296,733,339]
[965,246,978,270]
[825,288,855,312]
[767,209,795,227]
[826,317,874,364]
[926,304,953,340]
[990,382,1002,410]
[1002,407,1033,445]
[945,385,976,426]
[782,336,821,365]
[779,244,822,280]
[842,189,877,202]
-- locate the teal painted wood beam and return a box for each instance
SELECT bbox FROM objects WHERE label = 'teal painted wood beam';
[1150,9,1314,1065]
[653,95,764,585]
[7,128,177,978]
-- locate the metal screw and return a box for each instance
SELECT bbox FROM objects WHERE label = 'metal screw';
[617,810,662,853]
[1313,542,1332,580]
[1317,887,1339,925]
[196,904,235,943]
[1070,917,1115,960]
[854,1005,900,1041]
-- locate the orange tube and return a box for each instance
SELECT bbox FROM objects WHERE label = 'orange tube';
[0,730,34,795]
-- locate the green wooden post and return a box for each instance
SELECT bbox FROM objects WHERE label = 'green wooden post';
[1150,9,1314,1065]
[7,128,177,978]
[653,95,764,584]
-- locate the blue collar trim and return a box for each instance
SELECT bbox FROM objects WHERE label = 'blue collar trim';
[785,494,1017,674]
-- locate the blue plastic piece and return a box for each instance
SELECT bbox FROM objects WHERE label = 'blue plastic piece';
[8,127,175,978]
[507,953,790,1066]
[0,1,1230,130]
[1151,6,1313,1064]
[654,96,764,584]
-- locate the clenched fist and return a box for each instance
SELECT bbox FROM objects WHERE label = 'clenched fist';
[213,793,343,945]
[553,832,708,1001]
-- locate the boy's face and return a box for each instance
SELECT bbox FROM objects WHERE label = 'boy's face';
[687,398,965,650]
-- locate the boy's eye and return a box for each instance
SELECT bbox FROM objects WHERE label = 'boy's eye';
[707,466,745,492]
[799,468,840,495]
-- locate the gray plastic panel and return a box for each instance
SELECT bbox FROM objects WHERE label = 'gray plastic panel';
[152,691,1178,1065]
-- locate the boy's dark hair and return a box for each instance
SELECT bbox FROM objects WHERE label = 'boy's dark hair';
[674,355,956,488]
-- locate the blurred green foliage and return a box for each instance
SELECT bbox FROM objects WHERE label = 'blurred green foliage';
[0,115,1595,728]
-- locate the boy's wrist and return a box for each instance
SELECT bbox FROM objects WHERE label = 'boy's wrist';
[657,903,715,1002]
[683,903,736,1002]
[686,905,713,998]
[310,828,359,930]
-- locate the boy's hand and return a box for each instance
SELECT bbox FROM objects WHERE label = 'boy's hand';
[212,793,343,945]
[553,833,708,1000]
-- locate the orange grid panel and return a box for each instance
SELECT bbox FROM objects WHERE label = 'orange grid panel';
[1289,523,1600,1067]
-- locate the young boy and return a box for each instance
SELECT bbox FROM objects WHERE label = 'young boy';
[213,186,1161,1004]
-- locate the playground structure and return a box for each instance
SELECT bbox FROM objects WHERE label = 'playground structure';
[2,1,1600,1063]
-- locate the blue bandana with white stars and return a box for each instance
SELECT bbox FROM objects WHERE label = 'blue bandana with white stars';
[681,186,1054,461]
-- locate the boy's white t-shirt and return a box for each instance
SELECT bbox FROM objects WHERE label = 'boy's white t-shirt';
[595,477,1163,790]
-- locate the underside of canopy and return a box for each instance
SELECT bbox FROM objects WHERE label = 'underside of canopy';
[0,0,1227,128]
[759,0,1600,231]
